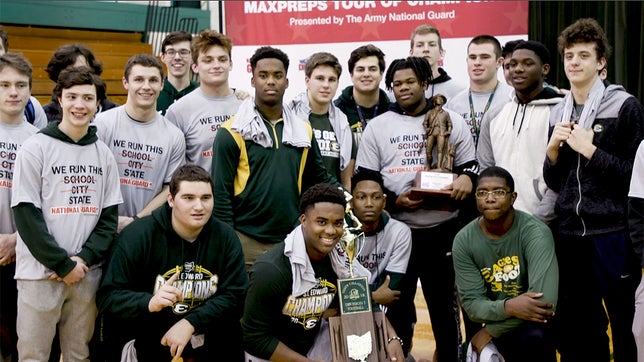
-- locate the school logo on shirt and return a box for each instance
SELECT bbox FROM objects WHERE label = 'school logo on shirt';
[480,255,522,295]
[155,263,219,315]
[313,128,340,159]
[282,278,337,330]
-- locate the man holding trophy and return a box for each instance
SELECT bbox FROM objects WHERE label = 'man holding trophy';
[356,57,478,362]
[242,184,404,362]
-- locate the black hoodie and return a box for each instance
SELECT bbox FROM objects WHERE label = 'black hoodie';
[334,85,391,130]
[97,202,247,359]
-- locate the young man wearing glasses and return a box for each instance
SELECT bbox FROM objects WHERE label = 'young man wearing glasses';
[452,166,558,362]
[157,31,199,115]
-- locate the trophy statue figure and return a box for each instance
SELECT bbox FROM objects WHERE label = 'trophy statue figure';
[339,195,365,278]
[329,189,388,362]
[423,94,453,172]
[411,94,457,197]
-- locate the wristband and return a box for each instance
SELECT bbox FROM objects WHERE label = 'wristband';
[132,215,139,220]
[387,336,403,347]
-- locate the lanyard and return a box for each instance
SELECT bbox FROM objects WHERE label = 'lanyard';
[354,103,378,131]
[468,81,499,141]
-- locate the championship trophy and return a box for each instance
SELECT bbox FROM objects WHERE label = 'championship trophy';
[329,191,390,362]
[410,94,457,200]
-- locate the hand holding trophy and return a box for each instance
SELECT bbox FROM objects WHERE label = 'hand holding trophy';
[330,189,388,362]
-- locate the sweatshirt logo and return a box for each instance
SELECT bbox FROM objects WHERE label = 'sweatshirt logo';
[282,278,337,330]
[155,264,219,315]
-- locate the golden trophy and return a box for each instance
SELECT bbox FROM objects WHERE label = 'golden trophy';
[329,191,389,362]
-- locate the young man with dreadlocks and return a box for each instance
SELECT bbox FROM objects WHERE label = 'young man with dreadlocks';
[356,56,478,361]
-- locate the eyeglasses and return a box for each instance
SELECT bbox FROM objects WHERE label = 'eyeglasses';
[475,189,509,199]
[165,49,191,57]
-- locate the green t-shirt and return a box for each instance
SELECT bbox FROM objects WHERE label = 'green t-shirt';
[310,112,342,181]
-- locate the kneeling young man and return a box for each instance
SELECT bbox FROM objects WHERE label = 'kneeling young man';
[348,169,413,355]
[97,164,247,361]
[242,183,404,362]
[452,166,558,362]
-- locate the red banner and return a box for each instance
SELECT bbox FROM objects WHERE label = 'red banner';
[225,1,528,45]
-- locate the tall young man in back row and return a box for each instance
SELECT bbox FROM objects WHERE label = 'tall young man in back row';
[545,18,644,362]
[334,44,391,148]
[409,24,465,101]
[166,30,244,172]
[157,31,199,115]
[448,35,513,147]
[94,54,185,233]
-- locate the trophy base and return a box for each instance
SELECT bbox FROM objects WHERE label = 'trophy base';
[410,171,457,198]
[329,311,388,362]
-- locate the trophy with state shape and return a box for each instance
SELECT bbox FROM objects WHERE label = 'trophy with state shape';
[329,191,389,362]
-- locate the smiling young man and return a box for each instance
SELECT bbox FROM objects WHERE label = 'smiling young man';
[243,183,404,362]
[97,164,247,361]
[334,44,391,148]
[157,31,199,115]
[290,52,355,190]
[544,18,644,362]
[0,52,39,362]
[11,67,122,361]
[42,43,120,124]
[477,40,563,223]
[409,24,465,100]
[356,56,478,362]
[448,35,512,147]
[212,46,339,271]
[94,54,185,233]
[166,30,245,172]
[453,166,558,362]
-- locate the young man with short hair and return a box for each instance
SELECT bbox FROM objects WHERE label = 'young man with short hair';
[453,166,558,362]
[347,168,412,355]
[212,46,339,270]
[94,54,185,233]
[448,35,513,146]
[43,43,119,123]
[477,40,563,223]
[357,56,478,361]
[0,52,39,362]
[11,67,122,361]
[0,25,48,129]
[165,30,244,172]
[290,52,354,190]
[242,183,404,362]
[545,18,644,362]
[97,164,247,361]
[157,31,199,115]
[334,44,391,147]
[501,40,522,86]
[409,24,465,100]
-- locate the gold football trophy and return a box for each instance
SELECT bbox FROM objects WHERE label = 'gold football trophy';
[329,190,390,362]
